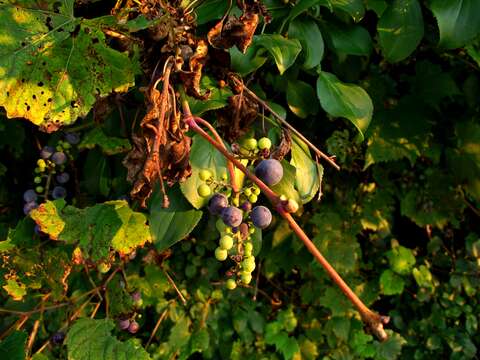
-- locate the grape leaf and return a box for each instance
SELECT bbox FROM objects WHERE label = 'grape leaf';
[30,200,151,261]
[0,1,139,131]
[377,0,424,62]
[324,22,373,56]
[254,34,302,75]
[429,0,480,49]
[286,80,319,118]
[78,127,131,155]
[379,269,405,295]
[374,332,406,360]
[187,76,233,116]
[316,71,373,140]
[180,134,228,209]
[288,16,324,69]
[270,161,301,206]
[149,185,203,252]
[0,331,27,360]
[66,318,151,360]
[386,245,416,275]
[330,0,365,22]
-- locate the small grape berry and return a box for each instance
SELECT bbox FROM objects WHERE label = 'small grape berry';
[243,138,257,151]
[199,169,212,181]
[118,319,130,330]
[65,132,80,145]
[51,331,65,345]
[226,278,237,290]
[254,159,283,186]
[215,247,228,261]
[197,184,212,197]
[219,235,233,250]
[40,146,55,159]
[34,176,42,184]
[221,206,243,227]
[23,202,38,215]
[51,152,67,165]
[248,194,258,203]
[23,189,37,203]
[240,201,252,212]
[35,186,44,194]
[56,172,70,184]
[244,242,253,256]
[258,137,272,150]
[241,272,252,284]
[52,186,67,199]
[208,193,228,215]
[251,206,272,229]
[128,320,140,334]
[242,257,256,272]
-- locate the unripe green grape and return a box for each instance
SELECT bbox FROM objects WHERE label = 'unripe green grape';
[63,142,71,150]
[199,169,212,181]
[248,194,258,203]
[34,176,42,184]
[35,186,44,193]
[242,258,256,272]
[244,242,253,255]
[226,279,237,290]
[253,186,261,195]
[224,226,233,234]
[241,272,252,284]
[197,184,212,197]
[258,137,272,150]
[244,188,252,196]
[220,235,234,250]
[215,247,228,261]
[243,138,257,151]
[249,226,255,234]
[37,159,46,168]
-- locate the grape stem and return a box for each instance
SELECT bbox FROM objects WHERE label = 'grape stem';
[182,99,389,341]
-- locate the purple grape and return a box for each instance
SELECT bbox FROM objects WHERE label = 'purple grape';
[250,206,272,229]
[23,189,37,203]
[118,319,130,330]
[51,152,67,165]
[51,331,65,345]
[56,172,70,184]
[221,206,243,227]
[240,201,252,212]
[208,193,228,215]
[128,320,140,334]
[23,201,38,215]
[52,186,67,199]
[254,159,283,186]
[40,146,55,159]
[65,132,80,145]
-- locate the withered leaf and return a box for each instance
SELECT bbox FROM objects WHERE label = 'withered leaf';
[216,93,259,142]
[178,40,211,100]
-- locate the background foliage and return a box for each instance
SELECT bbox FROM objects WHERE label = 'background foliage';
[1,0,480,359]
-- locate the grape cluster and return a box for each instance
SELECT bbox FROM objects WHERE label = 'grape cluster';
[194,135,289,290]
[22,132,79,215]
[117,291,143,334]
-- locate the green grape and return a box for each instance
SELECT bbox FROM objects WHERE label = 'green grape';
[220,235,234,250]
[37,159,46,168]
[244,242,253,255]
[226,278,237,290]
[258,137,272,150]
[215,247,228,261]
[243,138,257,151]
[232,196,240,207]
[242,257,256,272]
[224,226,233,234]
[249,226,255,234]
[199,169,213,181]
[244,188,252,196]
[63,142,71,150]
[34,176,42,184]
[253,186,261,195]
[197,184,212,197]
[241,272,252,284]
[248,194,258,203]
[35,186,44,193]
[185,264,197,278]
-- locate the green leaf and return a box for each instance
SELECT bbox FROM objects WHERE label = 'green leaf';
[324,22,373,56]
[79,127,131,155]
[379,269,405,295]
[288,17,324,69]
[150,185,203,252]
[270,161,301,206]
[195,0,229,25]
[412,265,434,288]
[429,0,480,49]
[187,76,233,116]
[286,80,319,118]
[374,332,406,360]
[66,318,151,360]
[230,45,268,76]
[30,200,151,261]
[386,245,416,275]
[2,279,27,300]
[330,0,365,22]
[180,134,228,209]
[254,35,302,75]
[377,0,424,62]
[280,0,324,30]
[290,135,321,203]
[0,331,27,360]
[0,2,138,131]
[316,71,373,140]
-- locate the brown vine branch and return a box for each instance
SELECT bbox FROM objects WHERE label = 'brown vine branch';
[233,78,340,171]
[182,100,389,341]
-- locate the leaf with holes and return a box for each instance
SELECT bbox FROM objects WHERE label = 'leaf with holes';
[30,200,151,261]
[0,0,139,131]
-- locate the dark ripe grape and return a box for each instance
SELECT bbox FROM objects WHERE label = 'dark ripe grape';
[56,172,70,184]
[23,201,38,215]
[131,291,141,302]
[250,206,272,229]
[65,132,80,145]
[118,319,130,330]
[51,331,65,345]
[254,159,283,186]
[52,186,67,199]
[221,206,243,227]
[23,189,37,203]
[128,320,140,334]
[239,223,249,239]
[240,201,252,212]
[40,146,55,159]
[208,193,228,215]
[51,152,67,165]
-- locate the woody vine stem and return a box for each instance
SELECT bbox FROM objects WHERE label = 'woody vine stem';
[181,97,390,341]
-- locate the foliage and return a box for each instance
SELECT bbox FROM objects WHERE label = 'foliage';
[0,0,479,359]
